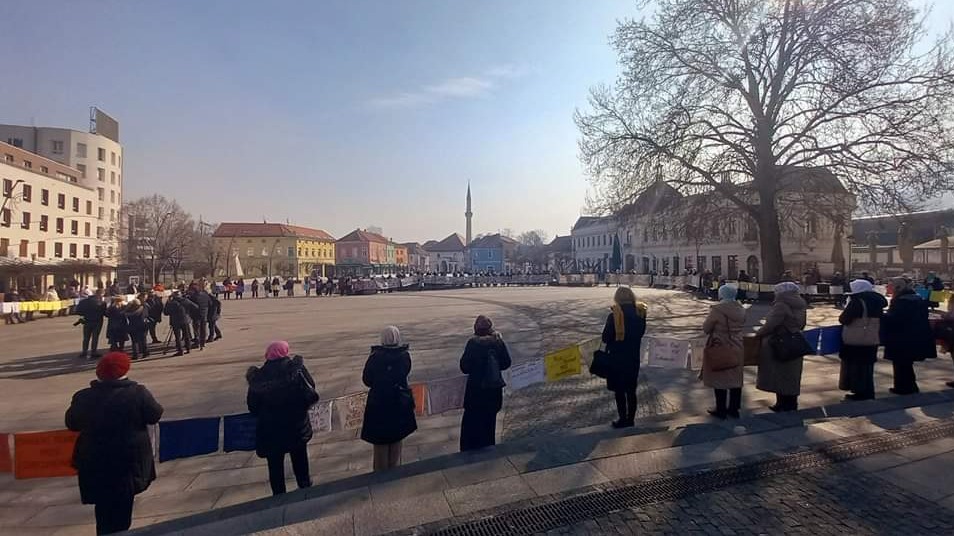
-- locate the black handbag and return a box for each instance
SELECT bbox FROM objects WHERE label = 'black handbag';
[589,346,614,378]
[770,329,814,362]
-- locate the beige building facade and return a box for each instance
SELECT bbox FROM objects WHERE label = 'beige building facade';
[212,223,336,280]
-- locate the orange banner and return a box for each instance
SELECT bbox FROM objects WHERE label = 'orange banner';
[411,383,427,416]
[14,430,79,479]
[0,433,11,473]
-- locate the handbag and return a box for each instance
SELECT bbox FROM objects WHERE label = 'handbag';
[842,298,880,346]
[589,345,614,378]
[293,365,320,408]
[704,334,740,371]
[480,347,506,389]
[770,329,814,362]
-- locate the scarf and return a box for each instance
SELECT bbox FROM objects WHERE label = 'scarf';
[611,302,647,342]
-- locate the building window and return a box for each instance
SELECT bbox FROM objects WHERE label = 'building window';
[110,209,115,221]
[110,171,115,184]
[41,189,49,206]
[97,187,104,201]
[54,242,63,258]
[19,240,28,257]
[37,241,45,258]
[108,246,113,257]
[96,226,103,239]
[21,184,31,202]
[2,179,10,196]
[40,165,48,173]
[4,154,13,163]
[98,207,104,219]
[0,208,10,227]
[0,238,6,256]
[95,246,102,257]
[57,193,65,209]
[23,160,32,169]
[83,244,90,258]
[110,190,115,203]
[56,217,64,233]
[76,164,86,178]
[21,211,30,229]
[97,168,105,181]
[76,143,87,158]
[72,197,79,212]
[97,148,106,161]
[85,200,92,214]
[247,247,254,256]
[69,243,77,258]
[71,220,78,235]
[287,246,295,257]
[39,215,48,231]
[84,222,91,236]
[111,152,116,165]
[51,140,64,154]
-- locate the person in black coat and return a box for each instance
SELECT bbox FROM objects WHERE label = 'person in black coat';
[882,277,937,394]
[360,326,417,471]
[66,352,163,535]
[601,287,647,428]
[124,300,150,359]
[838,280,888,401]
[459,315,512,451]
[163,293,192,355]
[76,290,107,359]
[105,297,128,351]
[246,341,317,495]
[144,293,164,344]
[207,294,222,343]
[187,285,212,349]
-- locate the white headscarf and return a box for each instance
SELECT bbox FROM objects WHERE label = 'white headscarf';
[849,279,874,294]
[380,325,402,347]
[773,281,800,294]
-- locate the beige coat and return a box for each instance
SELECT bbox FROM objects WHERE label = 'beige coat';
[701,301,746,389]
[755,291,808,395]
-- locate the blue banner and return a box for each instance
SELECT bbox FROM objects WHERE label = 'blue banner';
[158,417,220,462]
[802,328,822,355]
[818,326,843,355]
[223,413,257,452]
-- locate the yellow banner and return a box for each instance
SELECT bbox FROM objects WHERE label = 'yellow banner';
[544,345,582,382]
[931,290,952,304]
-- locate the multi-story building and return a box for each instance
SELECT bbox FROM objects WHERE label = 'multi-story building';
[393,243,408,269]
[0,110,124,273]
[469,233,518,273]
[401,242,430,273]
[426,233,467,273]
[212,222,335,280]
[570,216,618,273]
[335,229,392,275]
[0,142,111,292]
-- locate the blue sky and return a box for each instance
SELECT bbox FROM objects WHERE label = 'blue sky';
[1,1,951,243]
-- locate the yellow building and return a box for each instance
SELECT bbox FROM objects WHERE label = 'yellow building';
[212,223,336,280]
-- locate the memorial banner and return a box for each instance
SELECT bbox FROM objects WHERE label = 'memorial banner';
[577,337,602,365]
[688,338,706,370]
[223,413,257,452]
[158,417,220,462]
[931,290,952,304]
[544,345,582,382]
[818,326,843,355]
[647,337,689,369]
[508,358,546,390]
[411,383,427,416]
[425,376,467,415]
[308,400,334,433]
[336,392,369,430]
[13,430,79,479]
[0,433,12,473]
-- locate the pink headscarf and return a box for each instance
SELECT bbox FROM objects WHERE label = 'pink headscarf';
[265,341,290,360]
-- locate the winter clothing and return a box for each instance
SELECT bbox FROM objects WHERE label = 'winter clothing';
[76,295,106,357]
[124,301,150,358]
[360,345,417,450]
[838,290,887,399]
[65,374,163,535]
[756,291,808,400]
[145,295,163,343]
[601,303,647,393]
[459,332,512,450]
[105,304,128,350]
[701,300,746,390]
[265,341,290,360]
[96,352,131,381]
[882,288,936,394]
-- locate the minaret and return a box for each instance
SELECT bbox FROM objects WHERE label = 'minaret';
[465,182,473,246]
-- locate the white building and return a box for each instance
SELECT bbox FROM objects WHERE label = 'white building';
[424,233,467,273]
[570,216,618,273]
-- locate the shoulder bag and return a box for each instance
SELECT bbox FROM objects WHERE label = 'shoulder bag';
[770,328,814,362]
[589,344,614,378]
[841,298,880,346]
[703,310,741,371]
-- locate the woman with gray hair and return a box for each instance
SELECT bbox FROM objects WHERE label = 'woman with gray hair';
[361,326,417,471]
[701,284,746,419]
[882,277,936,394]
[756,281,808,412]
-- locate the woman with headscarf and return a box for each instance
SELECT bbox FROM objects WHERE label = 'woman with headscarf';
[882,276,936,394]
[66,352,163,535]
[360,326,417,471]
[756,281,808,412]
[601,287,648,428]
[246,341,318,495]
[838,280,888,401]
[701,284,746,419]
[459,315,512,451]
[124,299,150,360]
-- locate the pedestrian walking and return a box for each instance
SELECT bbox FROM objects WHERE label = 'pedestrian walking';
[208,293,223,342]
[105,297,128,351]
[756,282,809,412]
[882,276,935,394]
[360,326,417,471]
[187,284,212,349]
[701,284,745,419]
[838,280,887,401]
[601,287,648,428]
[124,299,150,359]
[66,352,163,535]
[246,341,317,495]
[76,290,107,359]
[459,315,512,450]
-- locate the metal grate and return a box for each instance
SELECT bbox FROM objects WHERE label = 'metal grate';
[424,419,954,536]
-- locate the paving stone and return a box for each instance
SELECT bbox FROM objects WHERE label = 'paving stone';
[441,457,518,488]
[588,450,667,481]
[521,461,608,496]
[22,503,95,527]
[444,474,537,515]
[186,465,271,490]
[873,451,954,501]
[368,470,449,503]
[354,490,452,535]
[134,488,224,519]
[282,487,370,525]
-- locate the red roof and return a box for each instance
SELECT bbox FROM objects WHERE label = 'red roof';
[213,222,334,241]
[336,229,390,244]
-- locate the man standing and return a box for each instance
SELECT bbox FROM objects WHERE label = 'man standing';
[76,290,107,359]
[145,292,164,344]
[207,293,222,343]
[187,284,212,350]
[163,292,192,356]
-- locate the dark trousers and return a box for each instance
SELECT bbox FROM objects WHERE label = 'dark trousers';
[892,361,919,394]
[130,331,148,357]
[208,317,221,340]
[774,394,799,411]
[192,316,207,346]
[266,445,311,495]
[714,388,742,413]
[148,322,160,343]
[273,289,280,297]
[252,289,259,297]
[614,389,637,422]
[172,324,191,353]
[94,493,134,535]
[82,322,102,355]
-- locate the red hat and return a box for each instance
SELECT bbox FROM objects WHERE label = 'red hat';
[96,352,131,381]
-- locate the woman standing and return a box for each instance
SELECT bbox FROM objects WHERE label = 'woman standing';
[105,297,128,351]
[66,352,163,535]
[251,279,259,298]
[701,284,746,419]
[882,277,936,394]
[601,287,647,428]
[360,326,417,471]
[123,299,150,359]
[272,277,282,297]
[756,282,808,412]
[838,280,887,401]
[246,341,318,495]
[236,279,245,300]
[459,315,512,451]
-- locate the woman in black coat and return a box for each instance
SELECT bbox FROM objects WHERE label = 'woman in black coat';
[881,277,936,394]
[601,287,647,428]
[459,315,512,451]
[838,280,888,401]
[360,326,417,471]
[246,341,318,495]
[105,297,128,351]
[66,352,163,535]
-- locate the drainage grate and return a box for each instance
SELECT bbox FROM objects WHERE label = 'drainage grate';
[425,419,954,536]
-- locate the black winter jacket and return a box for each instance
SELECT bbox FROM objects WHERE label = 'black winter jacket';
[163,298,189,327]
[145,296,163,323]
[75,296,106,325]
[188,290,212,314]
[66,379,163,504]
[882,289,937,362]
[246,356,317,457]
[360,345,417,445]
[601,303,647,393]
[460,334,512,412]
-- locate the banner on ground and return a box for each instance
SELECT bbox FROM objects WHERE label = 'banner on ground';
[508,358,546,391]
[688,338,706,370]
[647,337,690,369]
[425,376,467,415]
[802,328,822,355]
[411,383,427,416]
[336,392,369,431]
[158,417,220,462]
[223,413,257,452]
[13,430,79,479]
[308,400,334,433]
[544,345,582,382]
[818,326,843,355]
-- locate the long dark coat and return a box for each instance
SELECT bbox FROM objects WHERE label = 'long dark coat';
[601,303,647,393]
[105,304,128,344]
[124,303,149,335]
[838,291,888,363]
[246,356,317,458]
[145,295,163,325]
[360,345,418,445]
[882,289,936,362]
[66,379,163,504]
[163,297,189,328]
[75,296,106,326]
[459,334,511,450]
[755,291,808,396]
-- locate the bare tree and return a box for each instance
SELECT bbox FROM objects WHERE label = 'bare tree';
[577,0,954,280]
[517,229,550,247]
[123,195,193,283]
